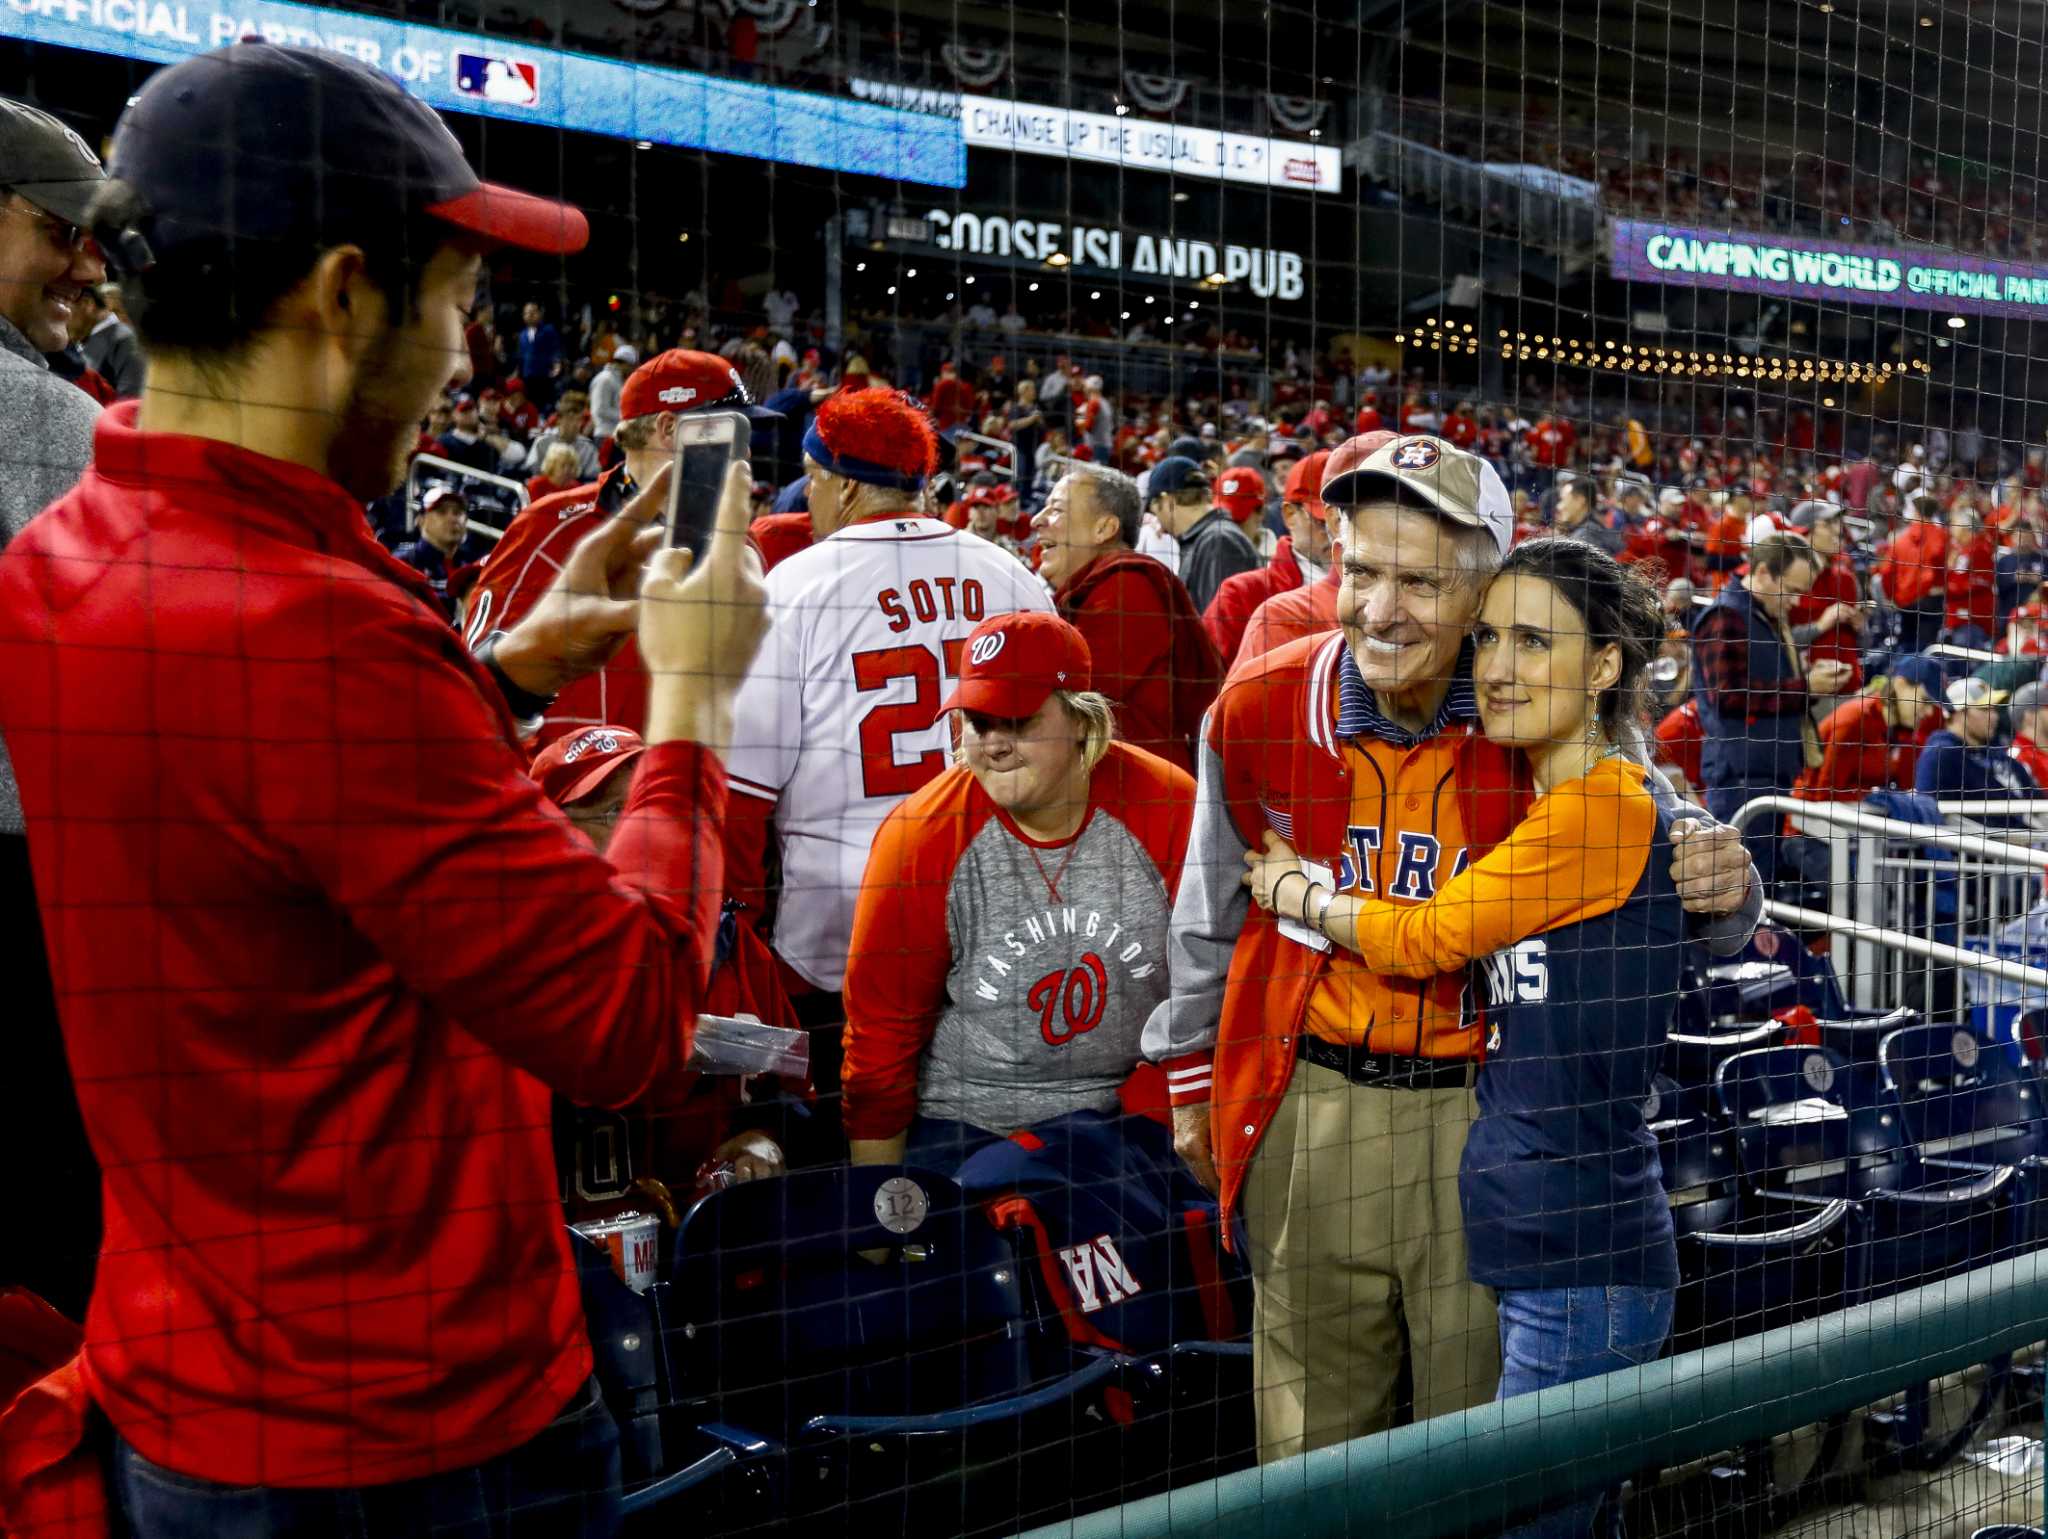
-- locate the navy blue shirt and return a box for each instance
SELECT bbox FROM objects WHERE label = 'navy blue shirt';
[1915,727,2036,821]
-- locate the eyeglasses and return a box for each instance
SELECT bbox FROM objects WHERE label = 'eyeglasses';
[3,198,89,254]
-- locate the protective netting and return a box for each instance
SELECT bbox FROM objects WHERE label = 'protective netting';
[2,1,2047,1537]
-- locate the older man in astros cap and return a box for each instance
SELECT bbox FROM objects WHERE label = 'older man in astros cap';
[0,42,771,1533]
[1143,432,1764,1462]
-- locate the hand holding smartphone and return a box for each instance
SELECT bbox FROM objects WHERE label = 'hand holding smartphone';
[666,411,752,557]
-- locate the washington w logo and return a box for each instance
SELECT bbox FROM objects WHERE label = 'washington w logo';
[1056,1234,1143,1313]
[969,631,1007,665]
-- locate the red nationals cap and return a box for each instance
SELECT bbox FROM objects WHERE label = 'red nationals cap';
[1281,448,1335,513]
[1213,465,1267,516]
[619,349,780,423]
[529,726,646,807]
[940,612,1093,720]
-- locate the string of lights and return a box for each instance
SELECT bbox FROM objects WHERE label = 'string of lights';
[1392,315,1934,388]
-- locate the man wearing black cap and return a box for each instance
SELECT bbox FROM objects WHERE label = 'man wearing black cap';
[0,94,110,1325]
[0,44,770,1535]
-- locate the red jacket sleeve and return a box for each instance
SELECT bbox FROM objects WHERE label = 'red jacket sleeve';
[721,787,776,929]
[271,613,724,1111]
[841,796,959,1141]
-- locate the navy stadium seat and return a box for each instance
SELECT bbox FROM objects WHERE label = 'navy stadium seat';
[665,1163,1124,1536]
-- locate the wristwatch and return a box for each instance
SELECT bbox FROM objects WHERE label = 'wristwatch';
[475,630,558,727]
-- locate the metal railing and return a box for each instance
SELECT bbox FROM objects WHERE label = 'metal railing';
[1730,795,2048,1015]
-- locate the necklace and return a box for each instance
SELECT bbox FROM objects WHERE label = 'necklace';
[1023,825,1086,901]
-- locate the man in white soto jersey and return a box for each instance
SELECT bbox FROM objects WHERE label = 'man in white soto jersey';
[723,389,1053,1143]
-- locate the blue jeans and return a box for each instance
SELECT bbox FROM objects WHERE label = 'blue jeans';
[1496,1285,1675,1539]
[111,1375,621,1539]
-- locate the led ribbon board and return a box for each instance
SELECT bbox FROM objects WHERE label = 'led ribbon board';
[1610,219,2048,321]
[1,0,966,188]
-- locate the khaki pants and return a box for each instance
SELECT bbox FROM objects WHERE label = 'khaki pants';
[1241,1057,1499,1463]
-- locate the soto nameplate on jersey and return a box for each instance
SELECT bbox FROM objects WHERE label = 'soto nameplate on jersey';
[1275,857,1335,954]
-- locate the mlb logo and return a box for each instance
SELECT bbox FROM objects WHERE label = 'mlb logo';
[454,52,539,107]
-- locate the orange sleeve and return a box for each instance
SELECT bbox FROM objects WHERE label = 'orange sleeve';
[1346,768,1654,978]
[841,783,970,1140]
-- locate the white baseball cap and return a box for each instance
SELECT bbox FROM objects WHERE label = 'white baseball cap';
[1319,433,1514,556]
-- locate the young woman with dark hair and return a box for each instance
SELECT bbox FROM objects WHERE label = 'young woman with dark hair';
[1246,536,1682,1539]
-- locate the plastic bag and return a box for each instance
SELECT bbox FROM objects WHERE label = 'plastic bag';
[689,1012,811,1077]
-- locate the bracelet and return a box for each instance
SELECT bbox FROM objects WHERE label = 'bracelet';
[1271,870,1308,919]
[1307,885,1337,935]
[476,630,559,722]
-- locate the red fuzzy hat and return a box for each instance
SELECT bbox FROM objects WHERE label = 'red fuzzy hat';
[803,390,939,491]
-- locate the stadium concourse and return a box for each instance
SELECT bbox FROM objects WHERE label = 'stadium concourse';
[7,2,2048,1538]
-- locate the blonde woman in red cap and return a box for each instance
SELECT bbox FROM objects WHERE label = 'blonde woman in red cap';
[841,610,1196,1173]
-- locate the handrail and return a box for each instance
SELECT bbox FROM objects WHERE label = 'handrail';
[1018,1251,2048,1539]
[1728,794,2048,867]
[954,430,1018,482]
[1926,642,2000,665]
[1757,899,2048,990]
[1936,799,2048,818]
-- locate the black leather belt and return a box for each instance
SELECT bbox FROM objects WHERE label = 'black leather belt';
[1299,1033,1474,1091]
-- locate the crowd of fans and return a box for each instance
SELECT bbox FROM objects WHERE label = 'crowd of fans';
[1395,97,2047,260]
[3,47,2045,1539]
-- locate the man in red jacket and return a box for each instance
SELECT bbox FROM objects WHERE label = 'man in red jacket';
[1945,504,2000,644]
[465,346,782,748]
[0,45,769,1534]
[1203,449,1334,667]
[1142,430,1762,1464]
[1033,462,1221,772]
[1786,499,1865,690]
[926,357,974,432]
[1876,493,1950,654]
[1233,433,1399,667]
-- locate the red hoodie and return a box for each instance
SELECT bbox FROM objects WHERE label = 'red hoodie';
[1202,536,1309,668]
[1056,550,1223,774]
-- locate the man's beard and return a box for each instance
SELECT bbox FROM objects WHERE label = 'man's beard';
[326,327,438,504]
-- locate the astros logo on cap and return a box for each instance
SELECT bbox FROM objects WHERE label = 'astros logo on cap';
[1392,439,1442,469]
[969,632,1008,666]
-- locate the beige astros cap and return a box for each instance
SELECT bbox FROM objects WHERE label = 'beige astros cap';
[1319,432,1514,556]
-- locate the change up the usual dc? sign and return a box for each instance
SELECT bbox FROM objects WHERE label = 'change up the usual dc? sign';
[1610,218,2048,321]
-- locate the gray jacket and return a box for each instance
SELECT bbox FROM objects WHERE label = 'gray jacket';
[0,314,101,832]
[81,314,145,399]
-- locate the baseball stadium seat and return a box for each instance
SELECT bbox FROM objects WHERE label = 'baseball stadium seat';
[664,1163,1125,1536]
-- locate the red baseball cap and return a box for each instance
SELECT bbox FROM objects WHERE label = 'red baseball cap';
[1214,466,1267,516]
[619,349,781,423]
[1282,449,1335,512]
[940,613,1093,720]
[529,726,646,807]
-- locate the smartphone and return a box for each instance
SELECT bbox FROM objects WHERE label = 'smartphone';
[666,411,750,556]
